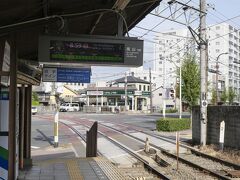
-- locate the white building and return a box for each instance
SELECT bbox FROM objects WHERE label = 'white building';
[207,23,240,102]
[153,23,240,103]
[153,28,196,89]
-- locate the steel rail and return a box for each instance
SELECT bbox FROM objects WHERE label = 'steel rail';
[59,121,103,156]
[102,121,240,170]
[62,121,170,180]
[99,123,233,180]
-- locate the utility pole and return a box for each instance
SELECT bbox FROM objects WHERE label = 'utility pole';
[179,62,182,119]
[163,53,166,119]
[199,0,208,146]
[149,68,153,113]
[125,72,128,111]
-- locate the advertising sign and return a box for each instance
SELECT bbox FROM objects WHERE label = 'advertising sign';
[87,91,103,96]
[42,67,91,83]
[1,41,10,86]
[39,35,143,67]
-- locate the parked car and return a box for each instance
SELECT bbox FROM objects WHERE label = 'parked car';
[31,106,38,115]
[60,103,80,112]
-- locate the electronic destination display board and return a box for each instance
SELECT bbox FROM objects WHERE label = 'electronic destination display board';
[50,40,124,63]
[39,34,143,67]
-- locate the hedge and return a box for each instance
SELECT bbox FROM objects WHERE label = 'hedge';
[156,118,191,132]
[32,100,39,106]
[160,109,178,113]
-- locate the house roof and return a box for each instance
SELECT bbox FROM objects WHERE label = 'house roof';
[113,76,150,84]
[64,85,78,95]
[86,86,136,91]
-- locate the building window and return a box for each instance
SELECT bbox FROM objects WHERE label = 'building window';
[159,93,162,96]
[144,77,147,80]
[139,85,141,90]
[148,86,150,91]
[216,42,220,45]
[143,85,146,91]
[216,26,220,30]
[216,49,220,53]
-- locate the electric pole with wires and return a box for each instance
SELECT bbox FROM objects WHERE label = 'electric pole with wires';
[199,0,208,146]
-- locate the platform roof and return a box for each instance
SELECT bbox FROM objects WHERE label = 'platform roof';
[0,0,161,62]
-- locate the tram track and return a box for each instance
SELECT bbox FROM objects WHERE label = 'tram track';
[36,114,239,179]
[60,120,168,179]
[60,118,224,179]
[98,120,240,170]
[97,121,238,180]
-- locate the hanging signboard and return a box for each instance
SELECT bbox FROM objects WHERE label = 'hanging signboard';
[38,34,143,67]
[42,67,91,83]
[1,41,10,86]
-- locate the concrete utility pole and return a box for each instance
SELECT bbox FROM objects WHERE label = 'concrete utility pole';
[149,68,153,113]
[179,61,182,119]
[125,72,128,111]
[163,52,166,119]
[199,0,208,146]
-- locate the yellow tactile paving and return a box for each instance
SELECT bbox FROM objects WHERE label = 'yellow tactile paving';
[94,157,126,180]
[66,159,84,180]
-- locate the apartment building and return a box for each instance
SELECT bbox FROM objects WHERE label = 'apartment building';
[153,23,240,103]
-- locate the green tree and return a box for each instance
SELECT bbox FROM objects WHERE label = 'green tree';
[228,87,237,105]
[211,89,217,105]
[32,92,39,106]
[178,55,200,109]
[32,92,39,101]
[220,88,228,104]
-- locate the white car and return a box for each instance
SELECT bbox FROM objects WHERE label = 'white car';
[60,103,80,112]
[31,106,38,115]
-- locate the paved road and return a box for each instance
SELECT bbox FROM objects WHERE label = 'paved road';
[58,112,190,130]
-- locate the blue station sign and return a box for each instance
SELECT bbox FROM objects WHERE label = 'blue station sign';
[42,67,91,83]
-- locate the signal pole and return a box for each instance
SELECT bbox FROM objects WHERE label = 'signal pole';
[199,0,208,146]
[149,68,153,113]
[125,72,128,111]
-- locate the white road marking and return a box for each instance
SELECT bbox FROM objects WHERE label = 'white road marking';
[31,146,40,149]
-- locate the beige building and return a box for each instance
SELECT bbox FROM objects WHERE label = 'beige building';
[85,76,151,112]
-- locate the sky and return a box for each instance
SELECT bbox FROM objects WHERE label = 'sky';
[91,0,240,82]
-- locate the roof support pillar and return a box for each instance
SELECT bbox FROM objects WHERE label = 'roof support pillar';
[19,86,25,169]
[23,85,32,167]
[117,14,124,36]
[8,34,17,180]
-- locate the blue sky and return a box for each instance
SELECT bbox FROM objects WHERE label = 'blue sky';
[91,0,240,82]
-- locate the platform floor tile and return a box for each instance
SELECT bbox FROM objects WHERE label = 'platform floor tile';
[18,157,128,180]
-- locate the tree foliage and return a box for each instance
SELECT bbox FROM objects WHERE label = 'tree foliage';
[228,87,237,105]
[211,89,217,105]
[220,88,228,104]
[178,55,200,109]
[32,92,39,101]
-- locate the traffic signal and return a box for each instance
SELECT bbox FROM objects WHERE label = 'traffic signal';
[169,89,175,99]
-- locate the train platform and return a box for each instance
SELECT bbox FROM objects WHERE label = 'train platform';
[18,145,126,180]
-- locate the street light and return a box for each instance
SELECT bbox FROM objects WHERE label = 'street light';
[216,52,228,105]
